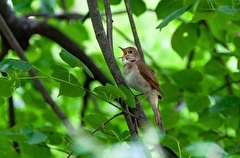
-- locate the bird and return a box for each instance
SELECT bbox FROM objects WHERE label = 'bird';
[119,46,164,128]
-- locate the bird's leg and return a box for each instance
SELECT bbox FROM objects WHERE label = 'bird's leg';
[139,93,148,104]
[134,93,148,104]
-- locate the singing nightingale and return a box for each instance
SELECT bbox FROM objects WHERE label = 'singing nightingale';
[119,46,164,126]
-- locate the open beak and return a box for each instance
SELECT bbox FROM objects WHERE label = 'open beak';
[118,46,126,59]
[119,46,124,51]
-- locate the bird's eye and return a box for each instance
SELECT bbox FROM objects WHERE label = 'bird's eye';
[128,50,133,54]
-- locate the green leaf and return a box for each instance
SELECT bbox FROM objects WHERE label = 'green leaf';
[40,0,55,13]
[40,126,63,145]
[186,142,226,157]
[171,69,203,92]
[0,136,18,158]
[171,23,199,58]
[191,12,217,22]
[82,114,115,136]
[231,72,240,81]
[26,131,47,145]
[59,49,94,78]
[156,4,192,30]
[0,77,19,98]
[110,0,121,5]
[121,130,131,141]
[0,59,32,73]
[187,95,211,112]
[94,84,126,101]
[118,85,135,107]
[51,65,85,97]
[0,98,4,105]
[0,131,25,142]
[197,24,215,51]
[218,6,240,14]
[210,96,240,113]
[233,37,240,53]
[129,0,146,16]
[56,0,74,10]
[160,135,181,157]
[185,0,215,13]
[155,0,183,19]
[21,142,51,158]
[198,109,224,128]
[204,59,228,76]
[20,126,47,144]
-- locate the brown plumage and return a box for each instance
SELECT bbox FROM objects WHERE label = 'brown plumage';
[119,46,164,129]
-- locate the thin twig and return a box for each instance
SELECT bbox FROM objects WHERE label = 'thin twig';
[7,96,20,153]
[0,13,75,135]
[67,112,123,158]
[123,0,144,61]
[104,0,113,50]
[38,144,71,154]
[209,79,240,95]
[186,49,195,69]
[80,75,91,126]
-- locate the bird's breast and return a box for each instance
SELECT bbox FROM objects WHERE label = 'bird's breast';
[124,63,151,94]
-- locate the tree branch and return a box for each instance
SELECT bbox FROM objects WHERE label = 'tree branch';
[80,75,92,126]
[123,0,144,61]
[86,0,139,141]
[0,1,31,50]
[104,0,113,50]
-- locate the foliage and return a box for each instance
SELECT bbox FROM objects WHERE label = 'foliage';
[1,0,240,157]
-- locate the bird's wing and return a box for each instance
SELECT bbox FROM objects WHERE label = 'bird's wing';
[135,61,162,93]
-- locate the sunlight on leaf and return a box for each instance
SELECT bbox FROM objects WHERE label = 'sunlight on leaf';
[156,4,192,30]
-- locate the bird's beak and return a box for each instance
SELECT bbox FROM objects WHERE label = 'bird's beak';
[119,46,124,51]
[118,46,126,59]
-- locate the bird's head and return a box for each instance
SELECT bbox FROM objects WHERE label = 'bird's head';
[119,46,141,64]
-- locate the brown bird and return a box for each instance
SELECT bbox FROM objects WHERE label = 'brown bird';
[119,46,164,128]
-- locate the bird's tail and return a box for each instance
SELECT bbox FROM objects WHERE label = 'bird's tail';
[149,90,164,133]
